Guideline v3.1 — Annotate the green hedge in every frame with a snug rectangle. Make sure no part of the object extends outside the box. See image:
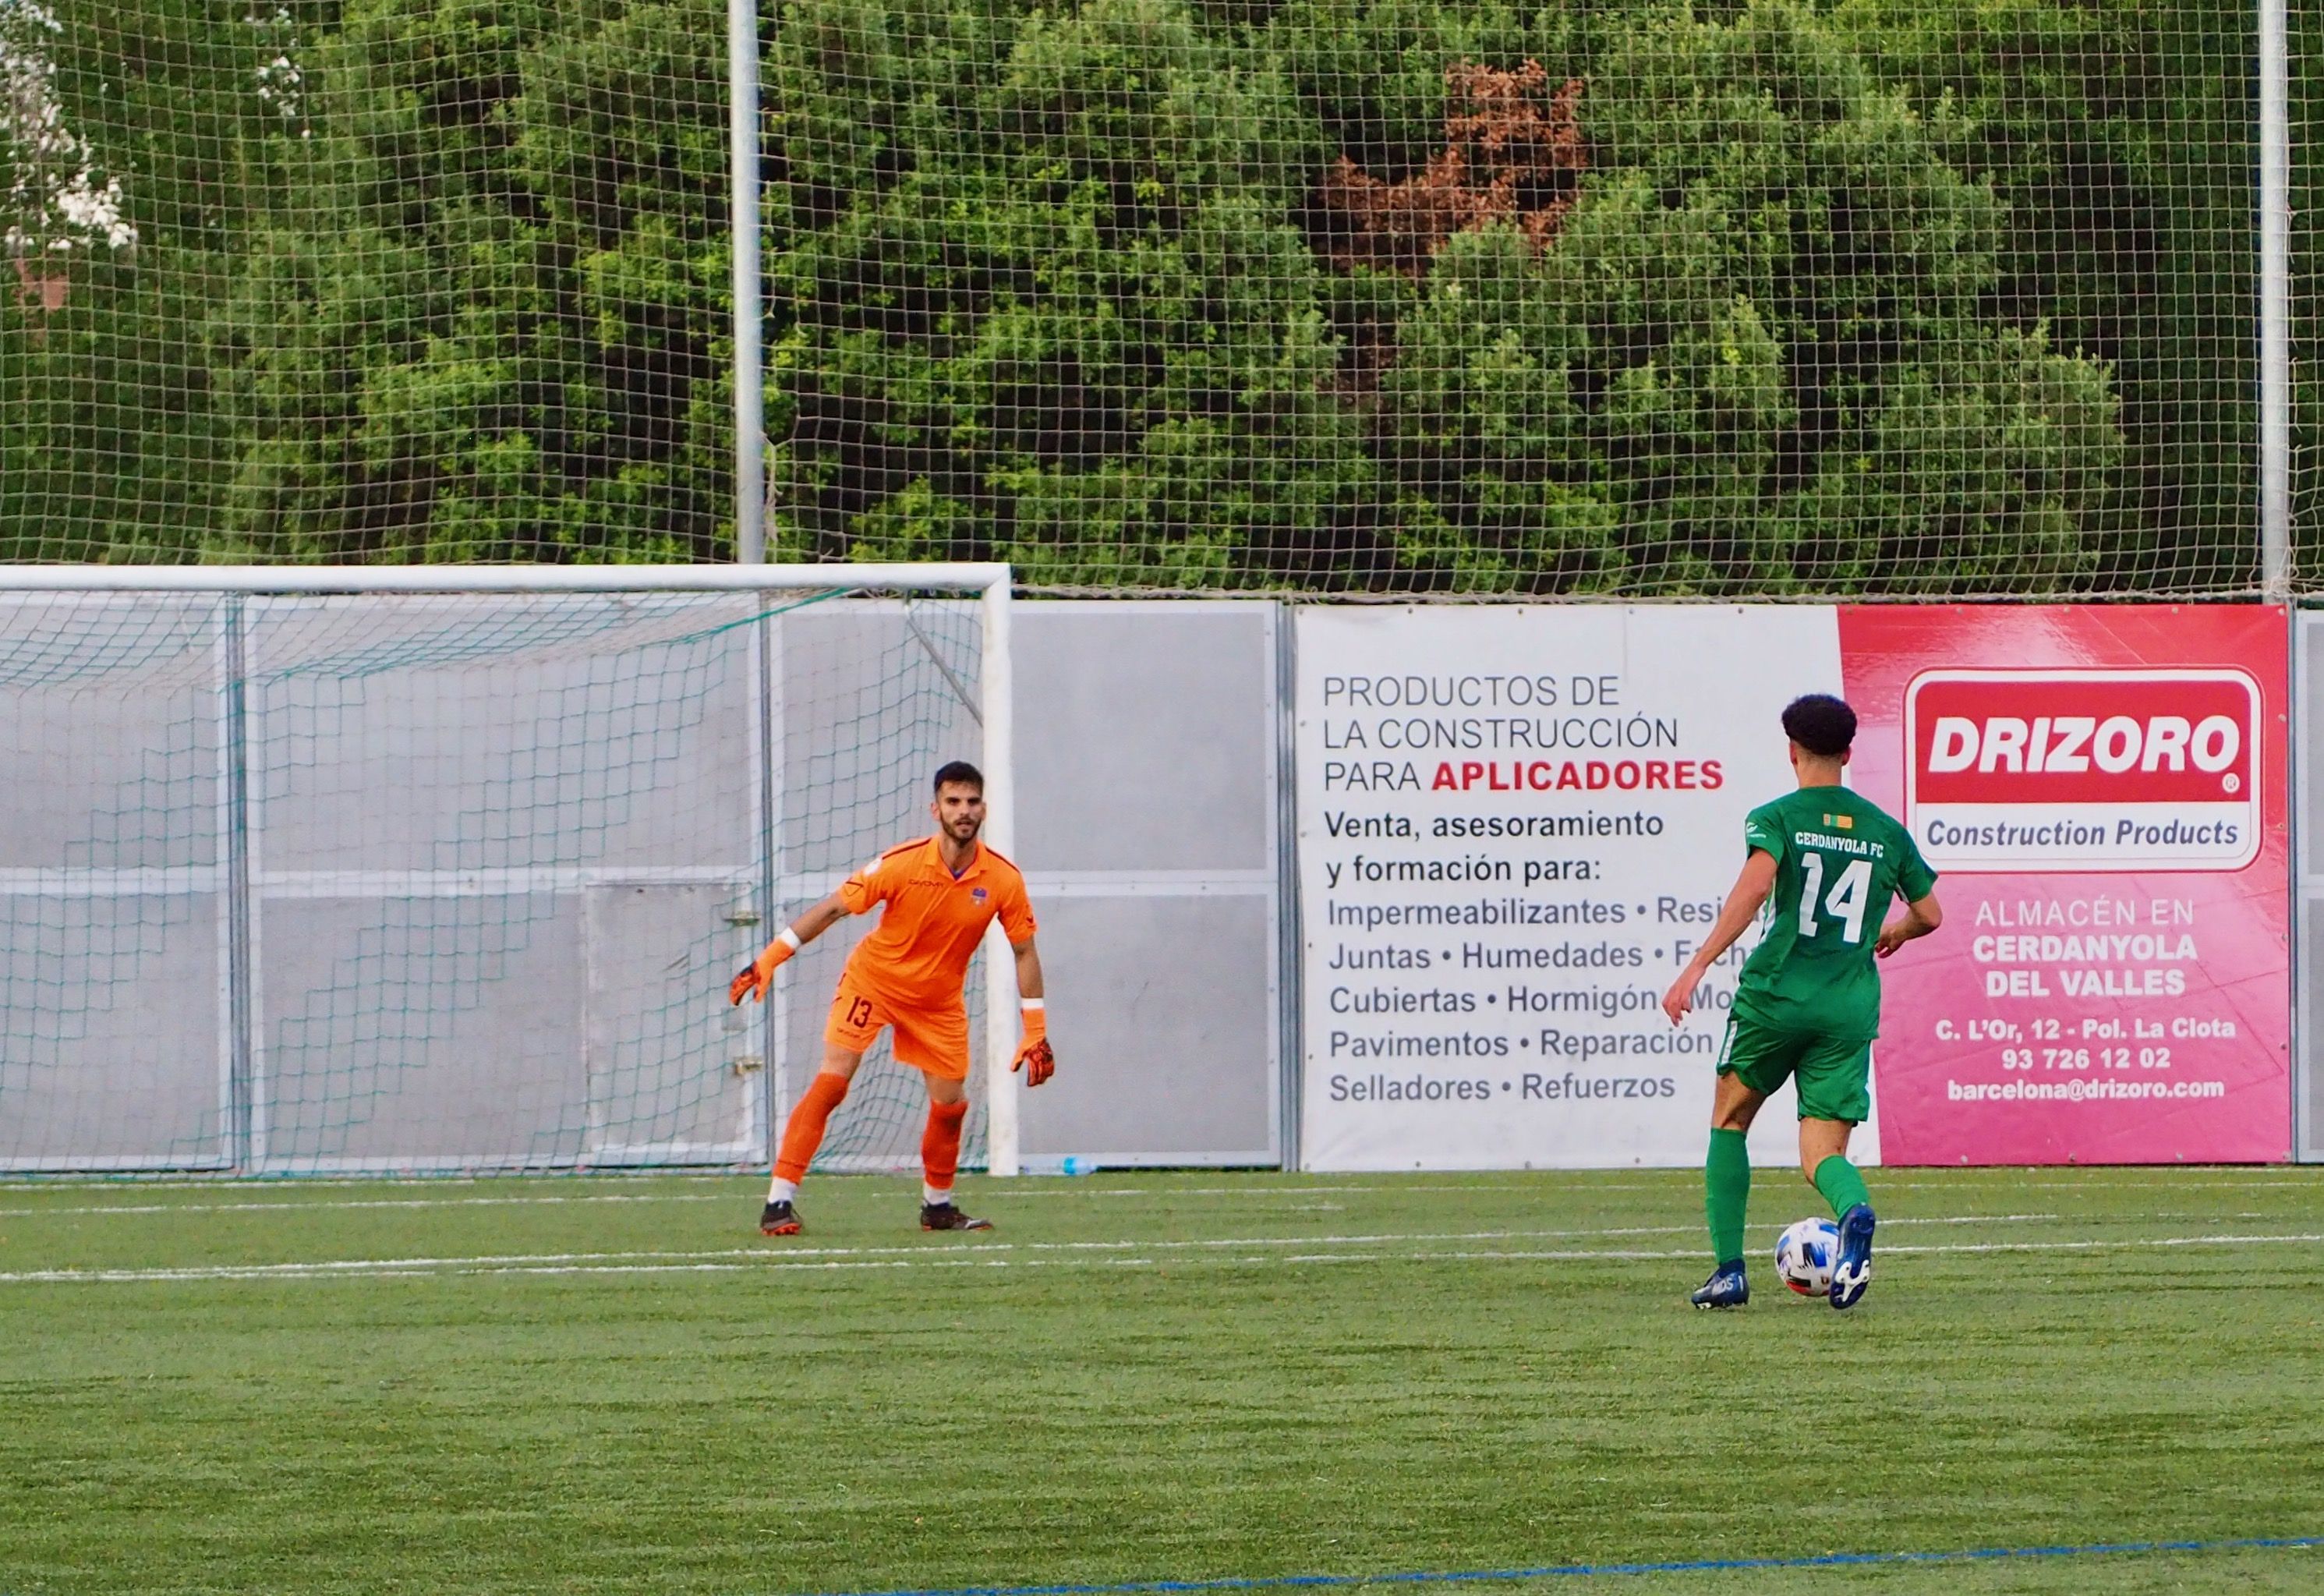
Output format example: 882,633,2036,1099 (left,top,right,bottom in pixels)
0,0,2265,590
